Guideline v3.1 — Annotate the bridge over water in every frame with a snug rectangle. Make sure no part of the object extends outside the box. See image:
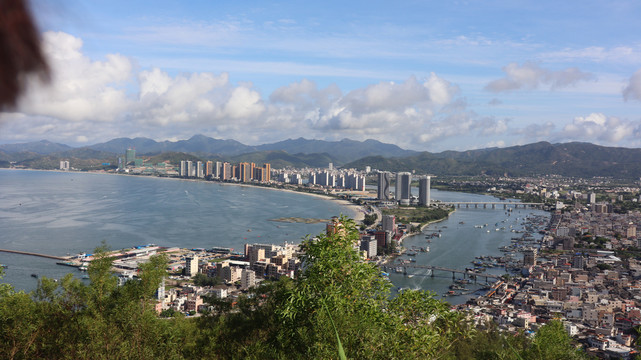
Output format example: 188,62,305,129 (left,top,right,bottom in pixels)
383,264,503,282
439,201,544,209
